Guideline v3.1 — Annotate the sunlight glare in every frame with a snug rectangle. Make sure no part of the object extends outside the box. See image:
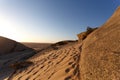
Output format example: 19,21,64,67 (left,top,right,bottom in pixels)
0,15,26,42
